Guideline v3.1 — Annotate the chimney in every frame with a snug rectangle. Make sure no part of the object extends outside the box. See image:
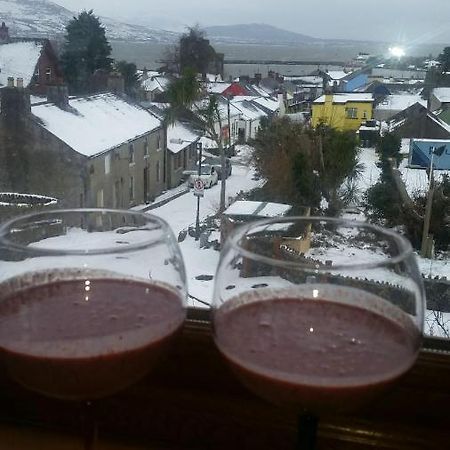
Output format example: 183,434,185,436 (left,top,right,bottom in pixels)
47,85,69,108
0,83,31,123
16,78,24,88
0,22,10,44
278,91,286,117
